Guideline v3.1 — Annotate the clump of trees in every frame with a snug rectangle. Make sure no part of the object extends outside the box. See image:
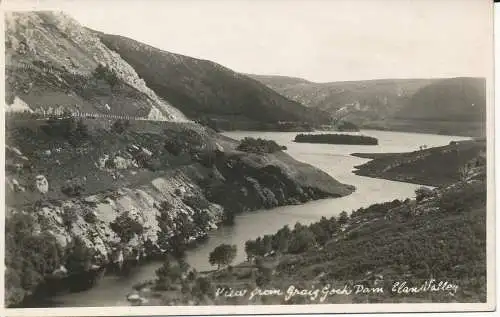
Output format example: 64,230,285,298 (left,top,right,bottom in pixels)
5,212,66,307
154,257,215,303
111,119,130,134
156,201,194,259
65,236,96,273
110,213,144,243
209,244,237,269
93,64,119,87
42,113,89,146
294,133,378,145
236,137,287,153
335,120,360,132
